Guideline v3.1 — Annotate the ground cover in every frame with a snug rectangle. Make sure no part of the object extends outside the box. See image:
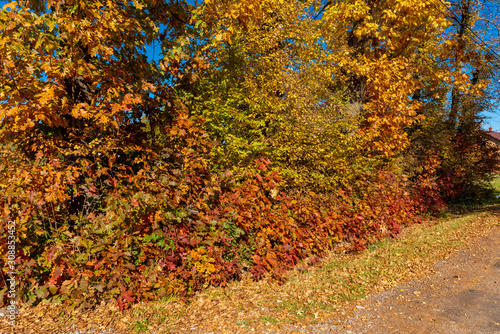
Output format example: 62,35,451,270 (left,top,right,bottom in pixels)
9,195,499,333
